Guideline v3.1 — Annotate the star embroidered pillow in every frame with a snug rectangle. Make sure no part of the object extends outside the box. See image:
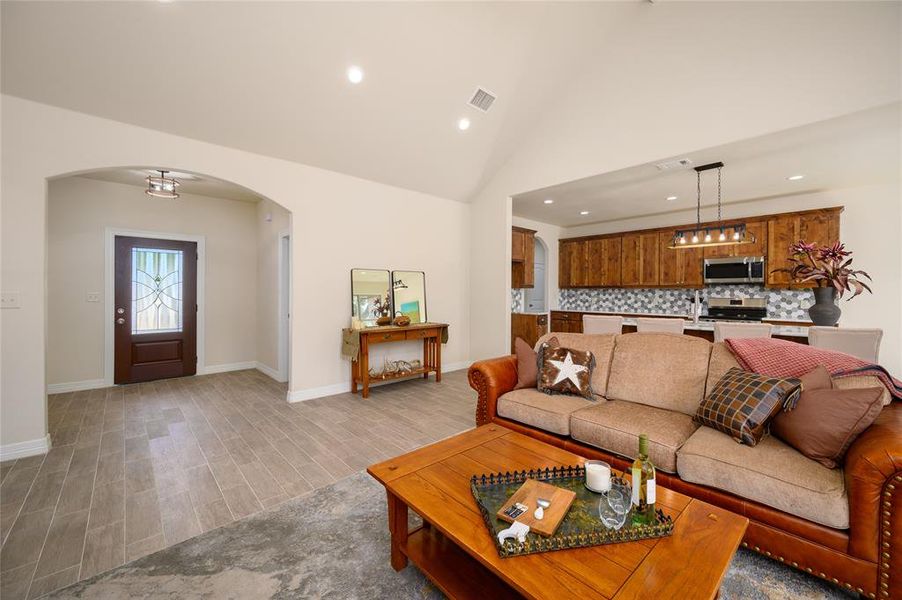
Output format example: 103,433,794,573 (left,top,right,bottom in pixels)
537,346,596,399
